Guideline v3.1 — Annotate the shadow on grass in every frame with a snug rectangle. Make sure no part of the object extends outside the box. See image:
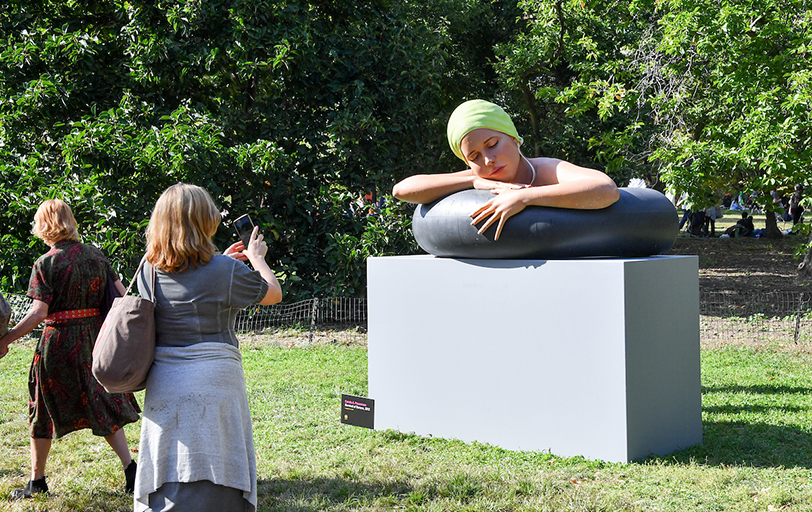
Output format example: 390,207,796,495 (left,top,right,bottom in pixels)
652,384,812,468
256,476,415,511
661,420,812,468
704,384,812,395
